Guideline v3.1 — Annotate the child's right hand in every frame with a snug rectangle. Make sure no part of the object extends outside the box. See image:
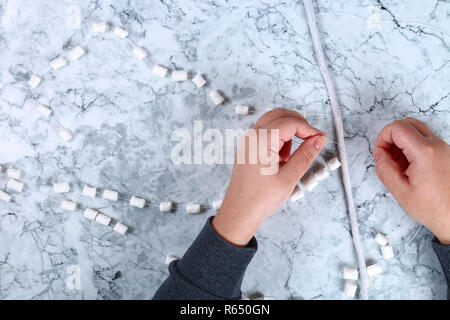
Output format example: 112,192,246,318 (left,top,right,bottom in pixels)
374,118,450,244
